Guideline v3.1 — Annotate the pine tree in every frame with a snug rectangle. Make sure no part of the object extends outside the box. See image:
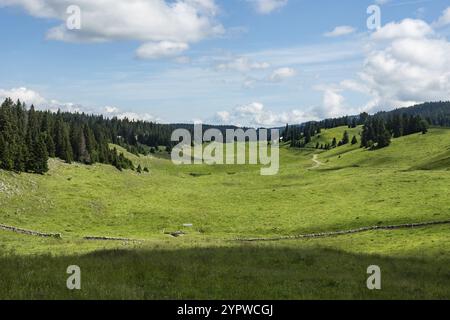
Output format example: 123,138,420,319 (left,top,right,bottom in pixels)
55,117,73,163
283,124,289,141
25,105,39,172
342,131,350,144
41,112,56,157
377,130,391,148
361,116,391,149
305,130,312,144
111,148,120,170
71,125,91,164
45,133,56,158
84,125,97,163
351,135,358,145
360,112,369,124
392,114,403,138
33,133,49,174
0,133,12,170
420,119,429,134
331,137,337,148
